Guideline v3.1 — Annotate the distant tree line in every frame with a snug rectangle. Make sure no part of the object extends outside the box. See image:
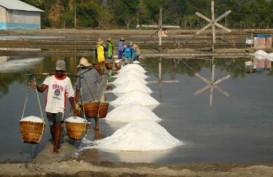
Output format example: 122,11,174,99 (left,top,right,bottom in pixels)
22,0,273,29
